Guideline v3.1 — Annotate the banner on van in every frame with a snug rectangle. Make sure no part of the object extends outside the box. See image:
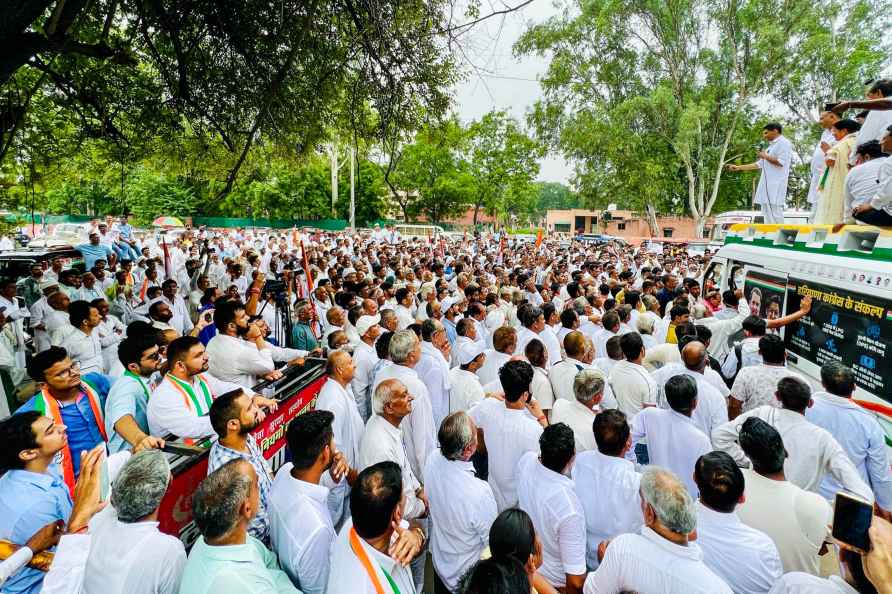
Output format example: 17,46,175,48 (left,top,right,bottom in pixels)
744,271,786,321
784,279,890,399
